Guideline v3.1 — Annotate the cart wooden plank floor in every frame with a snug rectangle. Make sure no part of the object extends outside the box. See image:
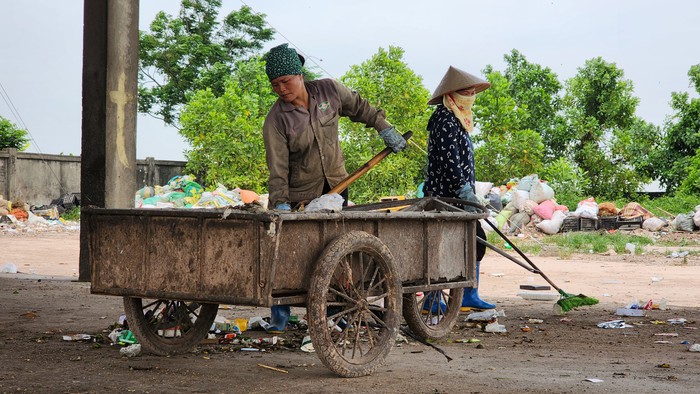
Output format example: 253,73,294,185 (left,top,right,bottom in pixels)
85,197,485,377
